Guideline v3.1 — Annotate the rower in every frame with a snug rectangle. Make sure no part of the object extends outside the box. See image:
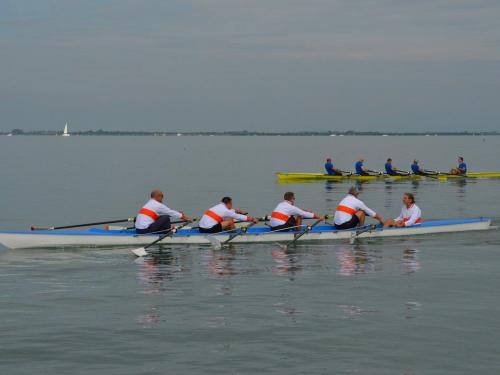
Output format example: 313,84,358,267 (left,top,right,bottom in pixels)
325,158,342,176
411,160,426,175
355,158,369,175
385,158,406,176
199,197,257,233
449,156,467,175
384,193,422,227
333,187,384,229
269,192,323,232
135,189,191,234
